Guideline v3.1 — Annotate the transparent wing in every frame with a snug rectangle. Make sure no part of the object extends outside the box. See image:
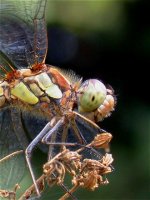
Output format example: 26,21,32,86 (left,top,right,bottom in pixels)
0,108,27,189
21,112,49,153
74,113,105,159
74,113,102,143
0,0,47,69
